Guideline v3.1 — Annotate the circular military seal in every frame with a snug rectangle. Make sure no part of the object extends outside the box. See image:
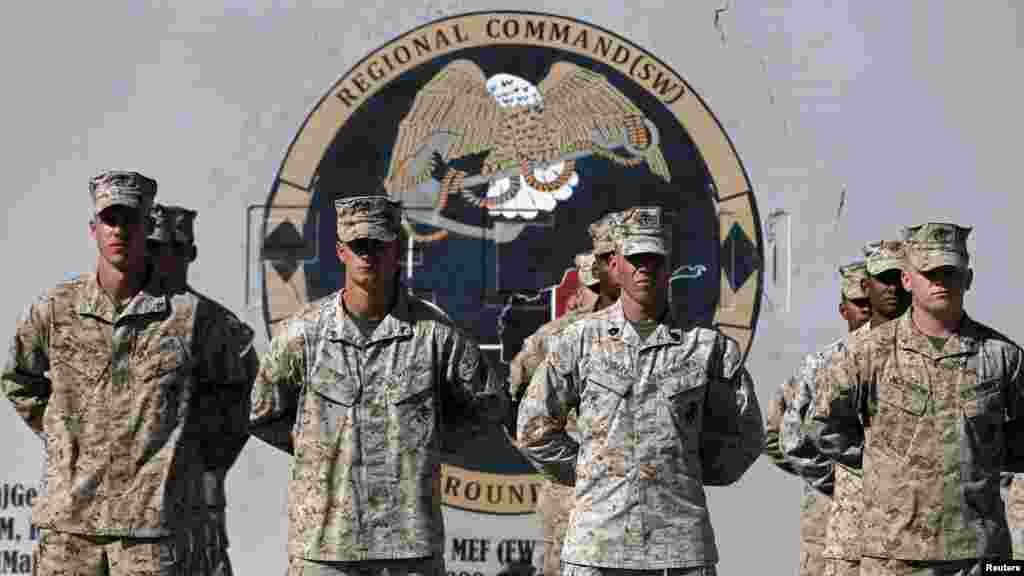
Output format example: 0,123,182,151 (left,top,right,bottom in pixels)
259,11,763,519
